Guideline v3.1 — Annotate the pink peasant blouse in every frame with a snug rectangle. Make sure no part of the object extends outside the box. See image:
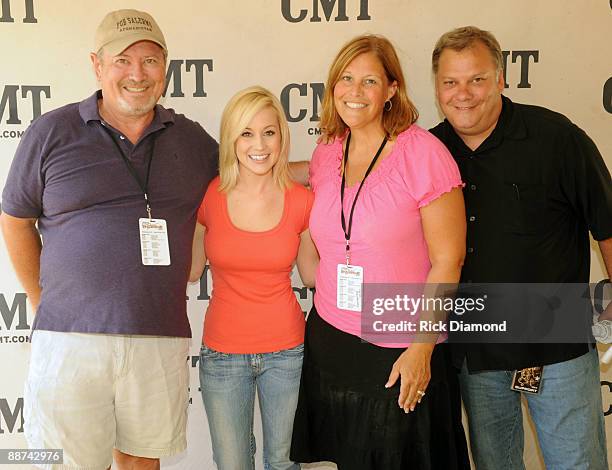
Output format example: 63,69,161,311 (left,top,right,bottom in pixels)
309,124,463,347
